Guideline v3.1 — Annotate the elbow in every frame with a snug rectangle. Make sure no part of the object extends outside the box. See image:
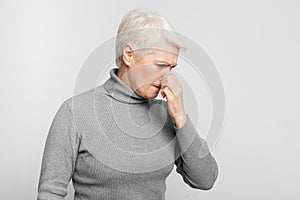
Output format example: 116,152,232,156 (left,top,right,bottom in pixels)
184,172,218,191
198,181,216,190
193,164,219,191
200,165,219,190
192,176,217,191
